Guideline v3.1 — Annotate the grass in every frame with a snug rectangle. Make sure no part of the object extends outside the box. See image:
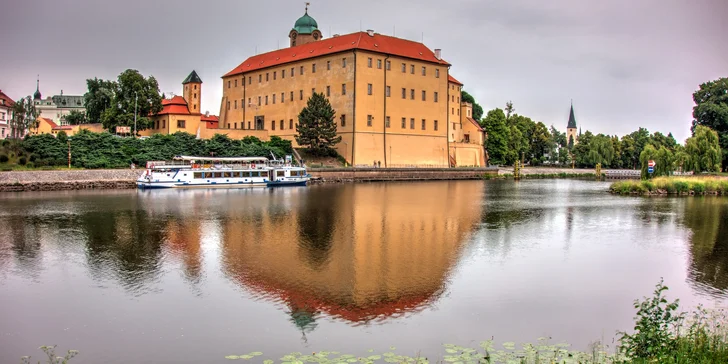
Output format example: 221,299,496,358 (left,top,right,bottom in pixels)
497,173,603,180
610,176,728,196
